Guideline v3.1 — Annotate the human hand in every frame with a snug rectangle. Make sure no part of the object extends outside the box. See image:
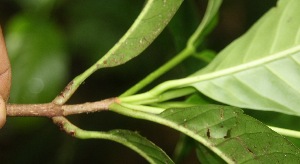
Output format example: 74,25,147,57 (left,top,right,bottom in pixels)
0,27,11,128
